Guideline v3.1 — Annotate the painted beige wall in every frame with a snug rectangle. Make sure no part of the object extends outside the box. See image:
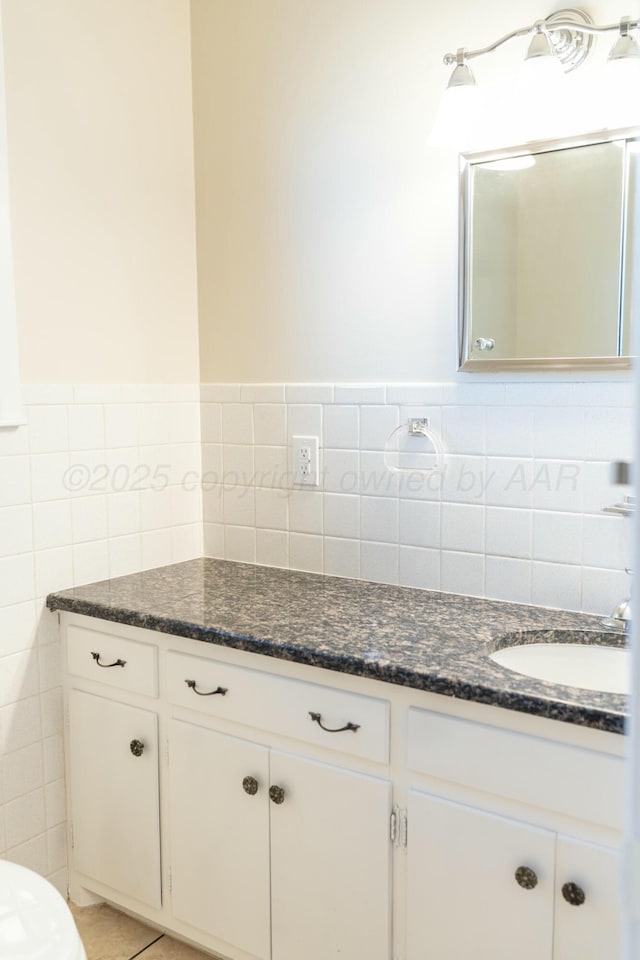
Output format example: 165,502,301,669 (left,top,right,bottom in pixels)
192,0,629,384
3,0,199,383
193,0,460,383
